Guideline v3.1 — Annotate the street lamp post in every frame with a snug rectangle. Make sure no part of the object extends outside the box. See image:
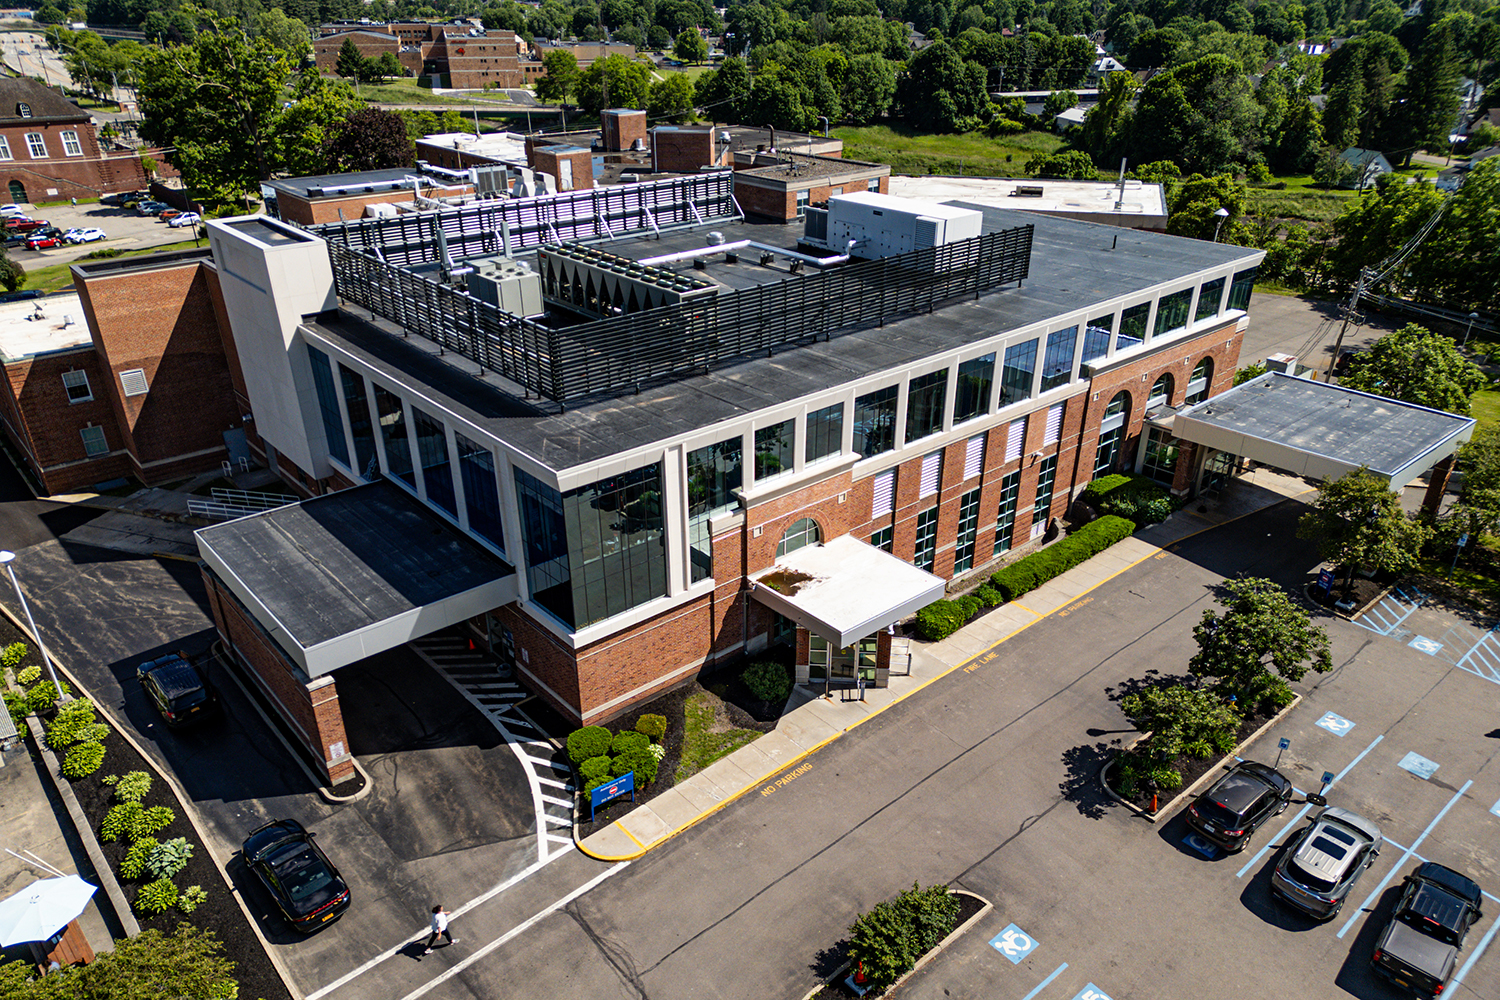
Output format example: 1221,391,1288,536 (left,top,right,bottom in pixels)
1212,206,1230,242
1463,311,1480,348
0,550,64,700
